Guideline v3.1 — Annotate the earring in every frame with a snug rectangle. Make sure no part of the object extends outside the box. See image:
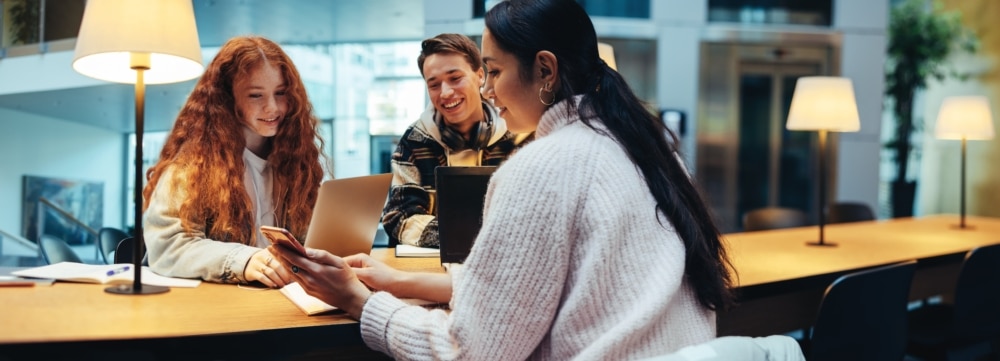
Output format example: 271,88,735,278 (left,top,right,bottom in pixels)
538,82,555,106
